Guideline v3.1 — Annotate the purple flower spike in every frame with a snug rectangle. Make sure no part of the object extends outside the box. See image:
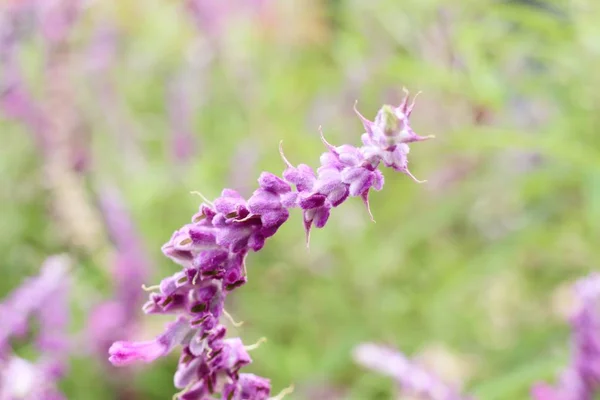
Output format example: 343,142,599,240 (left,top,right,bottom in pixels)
110,90,431,399
353,343,472,400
